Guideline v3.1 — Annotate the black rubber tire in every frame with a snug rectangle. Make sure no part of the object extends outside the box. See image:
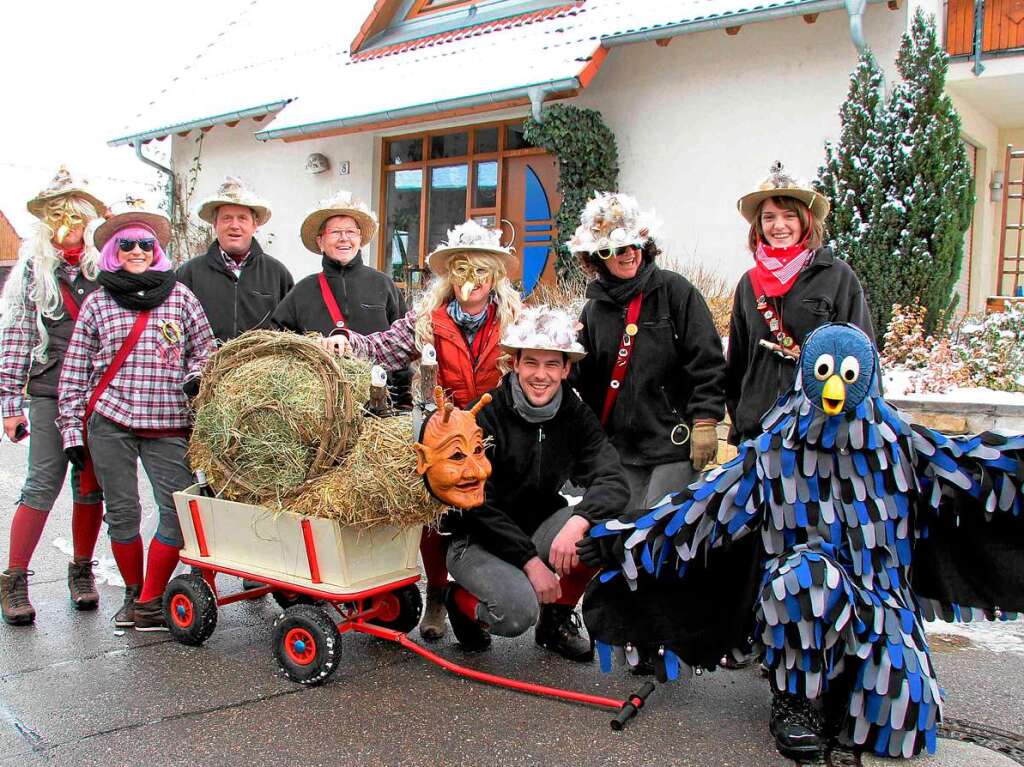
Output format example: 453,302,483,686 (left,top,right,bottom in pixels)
273,604,342,686
271,589,316,610
163,573,218,646
368,584,423,633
